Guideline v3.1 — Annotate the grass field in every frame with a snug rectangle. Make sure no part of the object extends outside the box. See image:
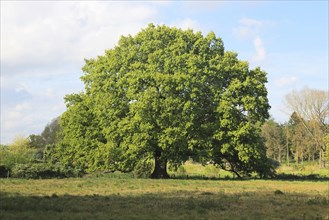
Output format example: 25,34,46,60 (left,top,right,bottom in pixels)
1,163,328,220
